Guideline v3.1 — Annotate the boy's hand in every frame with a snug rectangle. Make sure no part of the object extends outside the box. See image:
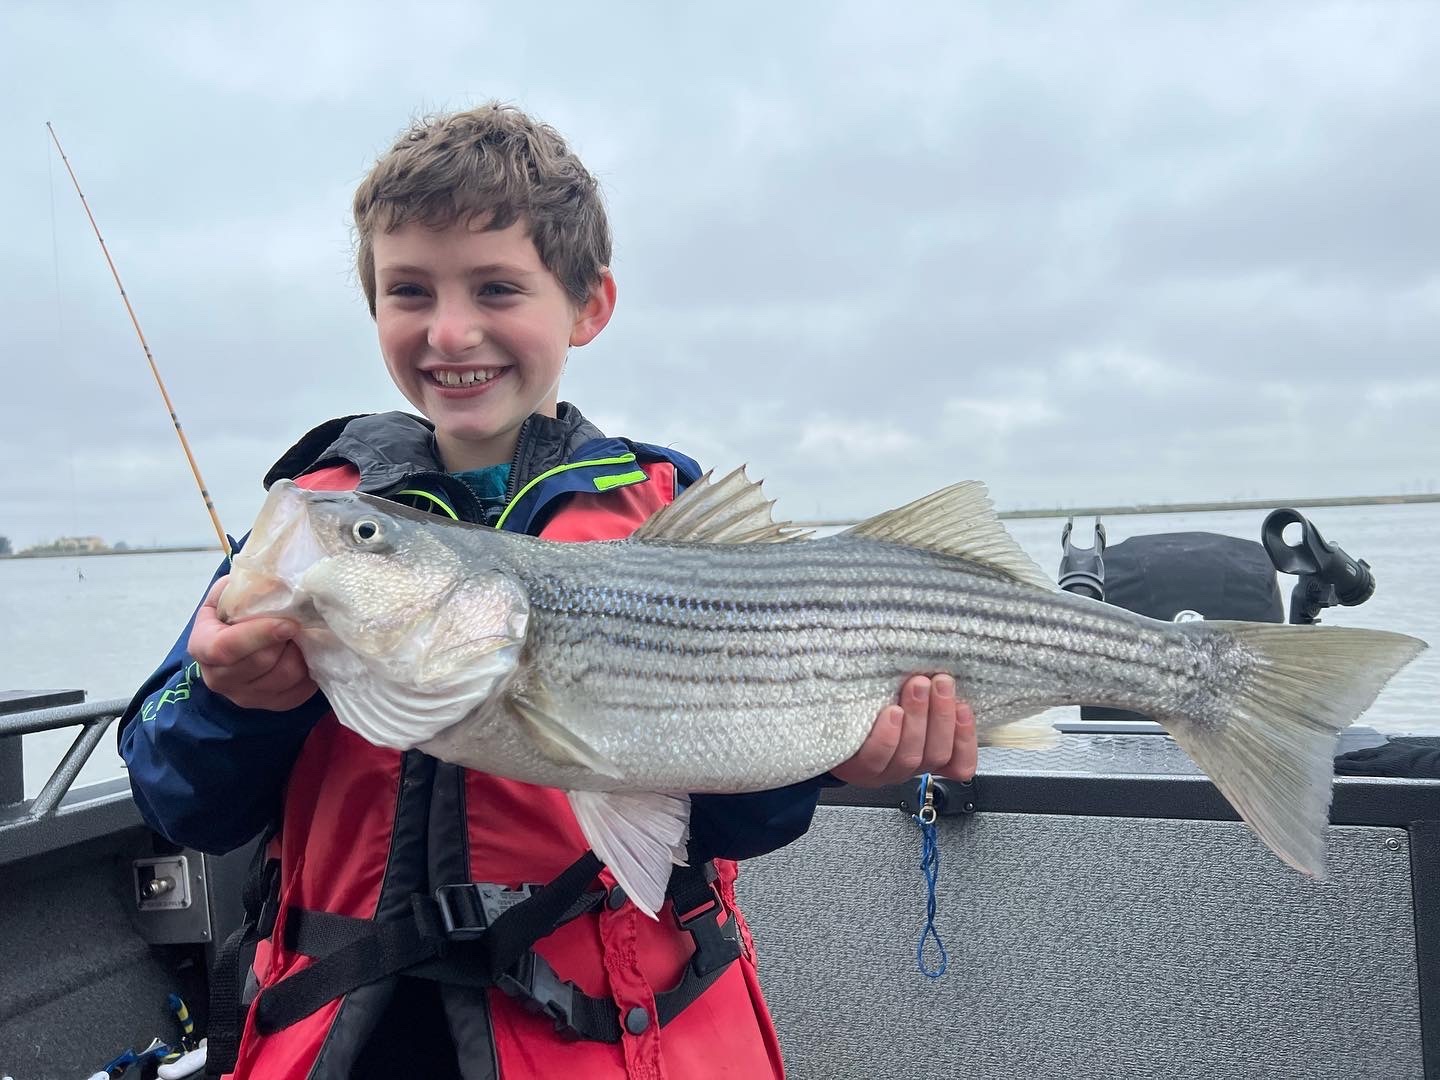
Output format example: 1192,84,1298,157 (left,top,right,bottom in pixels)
830,674,977,787
188,577,318,711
